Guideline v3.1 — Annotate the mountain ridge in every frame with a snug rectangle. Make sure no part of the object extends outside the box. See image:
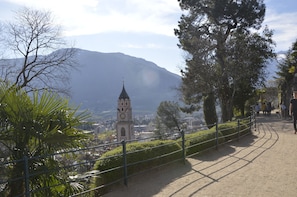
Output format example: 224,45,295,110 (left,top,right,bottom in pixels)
69,48,182,117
